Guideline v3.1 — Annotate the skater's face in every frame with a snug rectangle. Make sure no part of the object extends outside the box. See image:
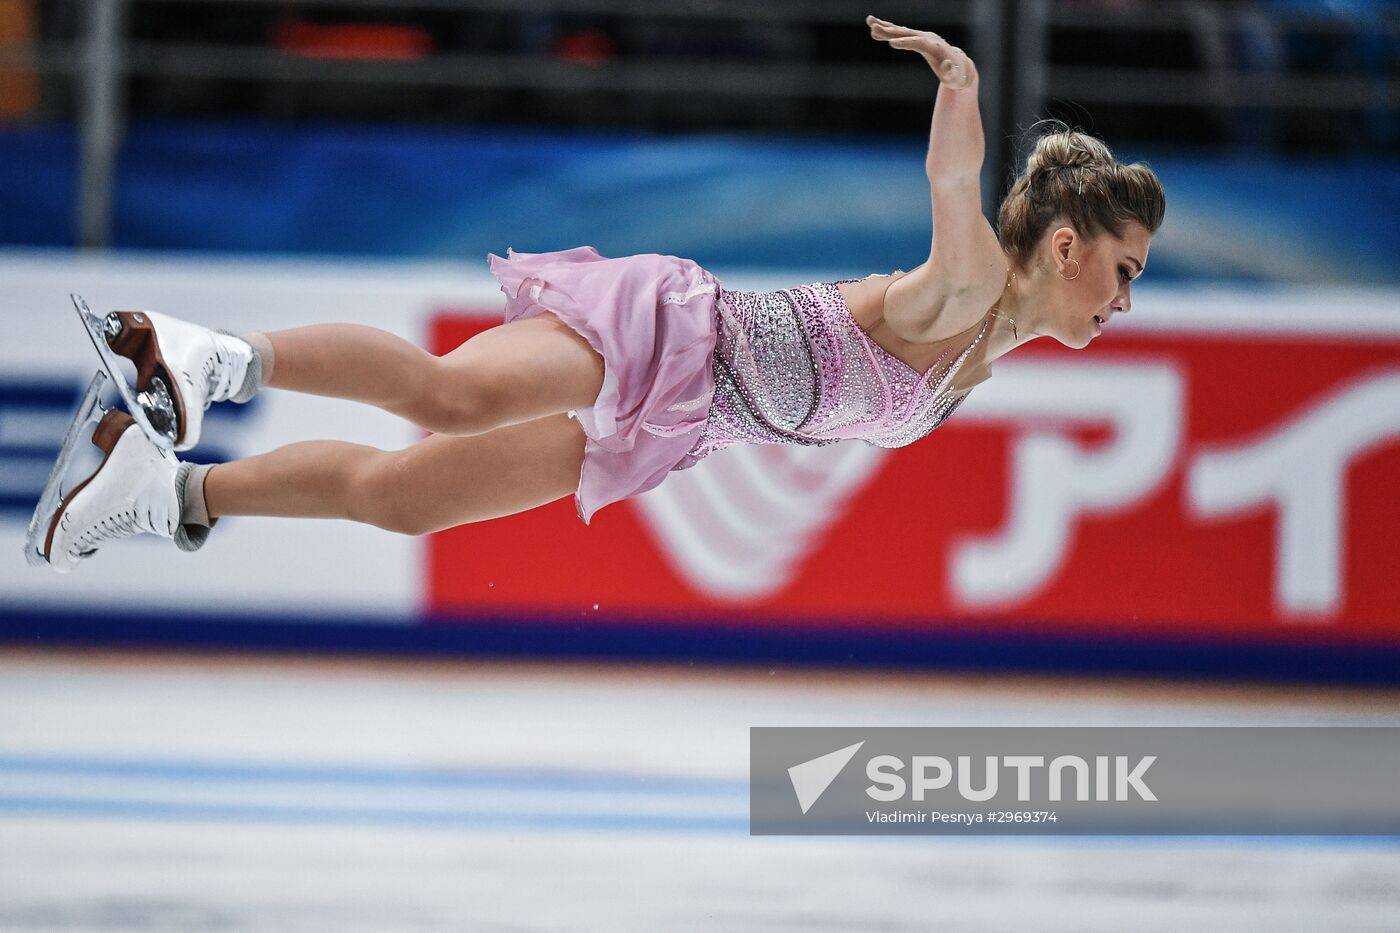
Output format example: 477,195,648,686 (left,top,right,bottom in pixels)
1038,222,1150,350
